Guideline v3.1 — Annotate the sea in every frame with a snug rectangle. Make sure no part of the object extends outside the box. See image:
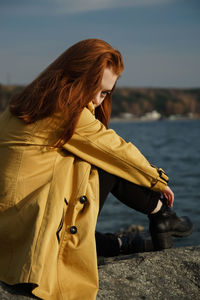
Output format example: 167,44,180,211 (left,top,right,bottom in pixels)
96,119,200,248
